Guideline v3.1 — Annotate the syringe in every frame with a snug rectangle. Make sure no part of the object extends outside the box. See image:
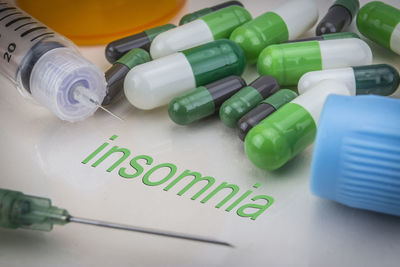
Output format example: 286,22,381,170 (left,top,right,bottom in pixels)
0,188,232,247
0,1,117,122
